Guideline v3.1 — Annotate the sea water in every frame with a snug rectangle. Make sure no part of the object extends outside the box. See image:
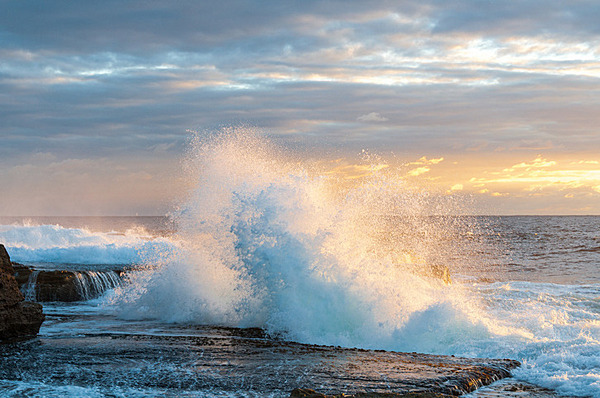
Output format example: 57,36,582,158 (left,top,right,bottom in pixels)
0,132,598,397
